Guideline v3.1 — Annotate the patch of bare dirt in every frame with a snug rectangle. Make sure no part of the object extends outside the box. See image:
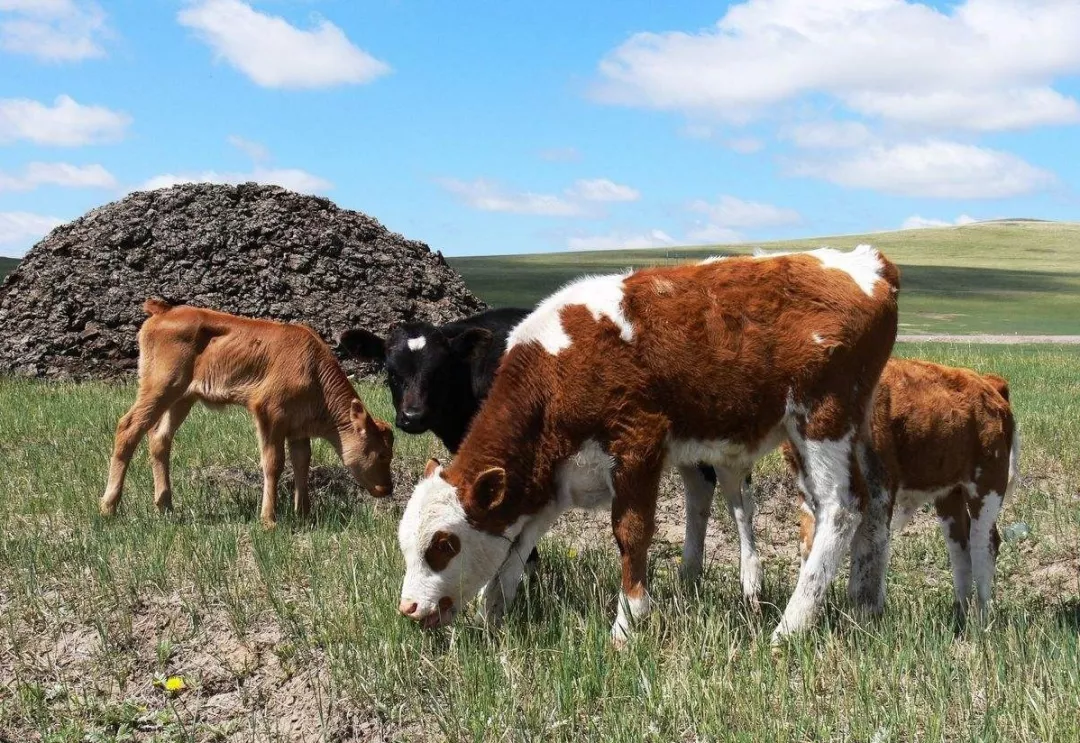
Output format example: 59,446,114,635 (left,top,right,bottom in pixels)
0,590,420,742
